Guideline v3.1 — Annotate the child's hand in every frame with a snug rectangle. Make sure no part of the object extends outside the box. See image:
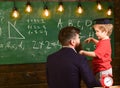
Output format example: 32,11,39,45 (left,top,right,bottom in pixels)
84,37,93,43
79,50,84,55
